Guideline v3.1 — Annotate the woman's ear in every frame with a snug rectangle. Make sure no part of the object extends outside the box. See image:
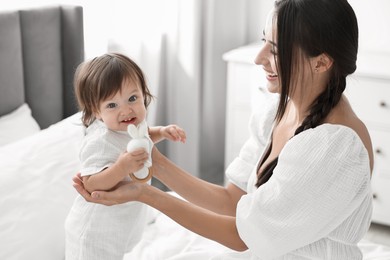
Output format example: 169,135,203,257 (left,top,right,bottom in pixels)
313,53,333,73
